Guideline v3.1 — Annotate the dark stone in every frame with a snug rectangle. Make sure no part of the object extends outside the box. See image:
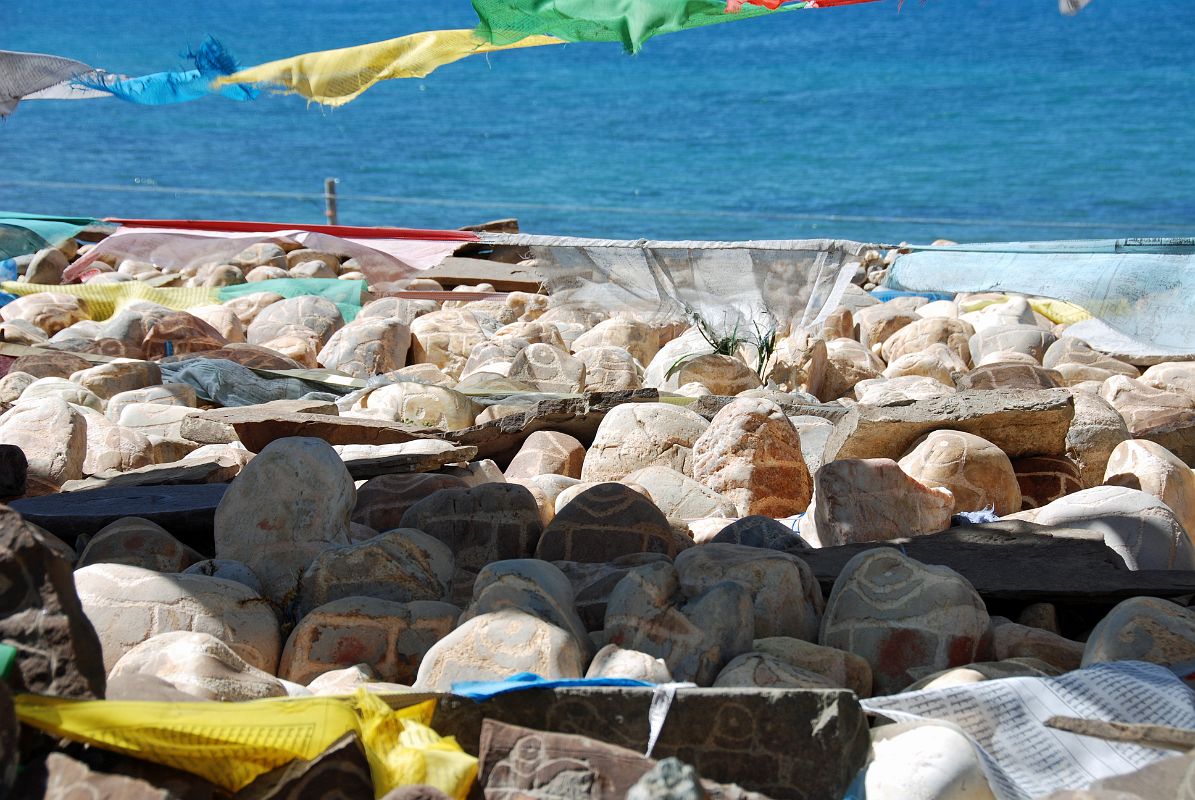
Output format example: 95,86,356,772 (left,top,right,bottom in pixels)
535,483,692,563
235,733,373,800
0,506,105,698
181,407,423,453
11,483,227,552
391,686,868,800
0,682,16,795
555,553,673,631
379,787,452,800
628,758,708,800
8,352,92,379
711,516,807,551
38,752,172,799
351,473,469,532
1012,455,1083,510
0,444,27,500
